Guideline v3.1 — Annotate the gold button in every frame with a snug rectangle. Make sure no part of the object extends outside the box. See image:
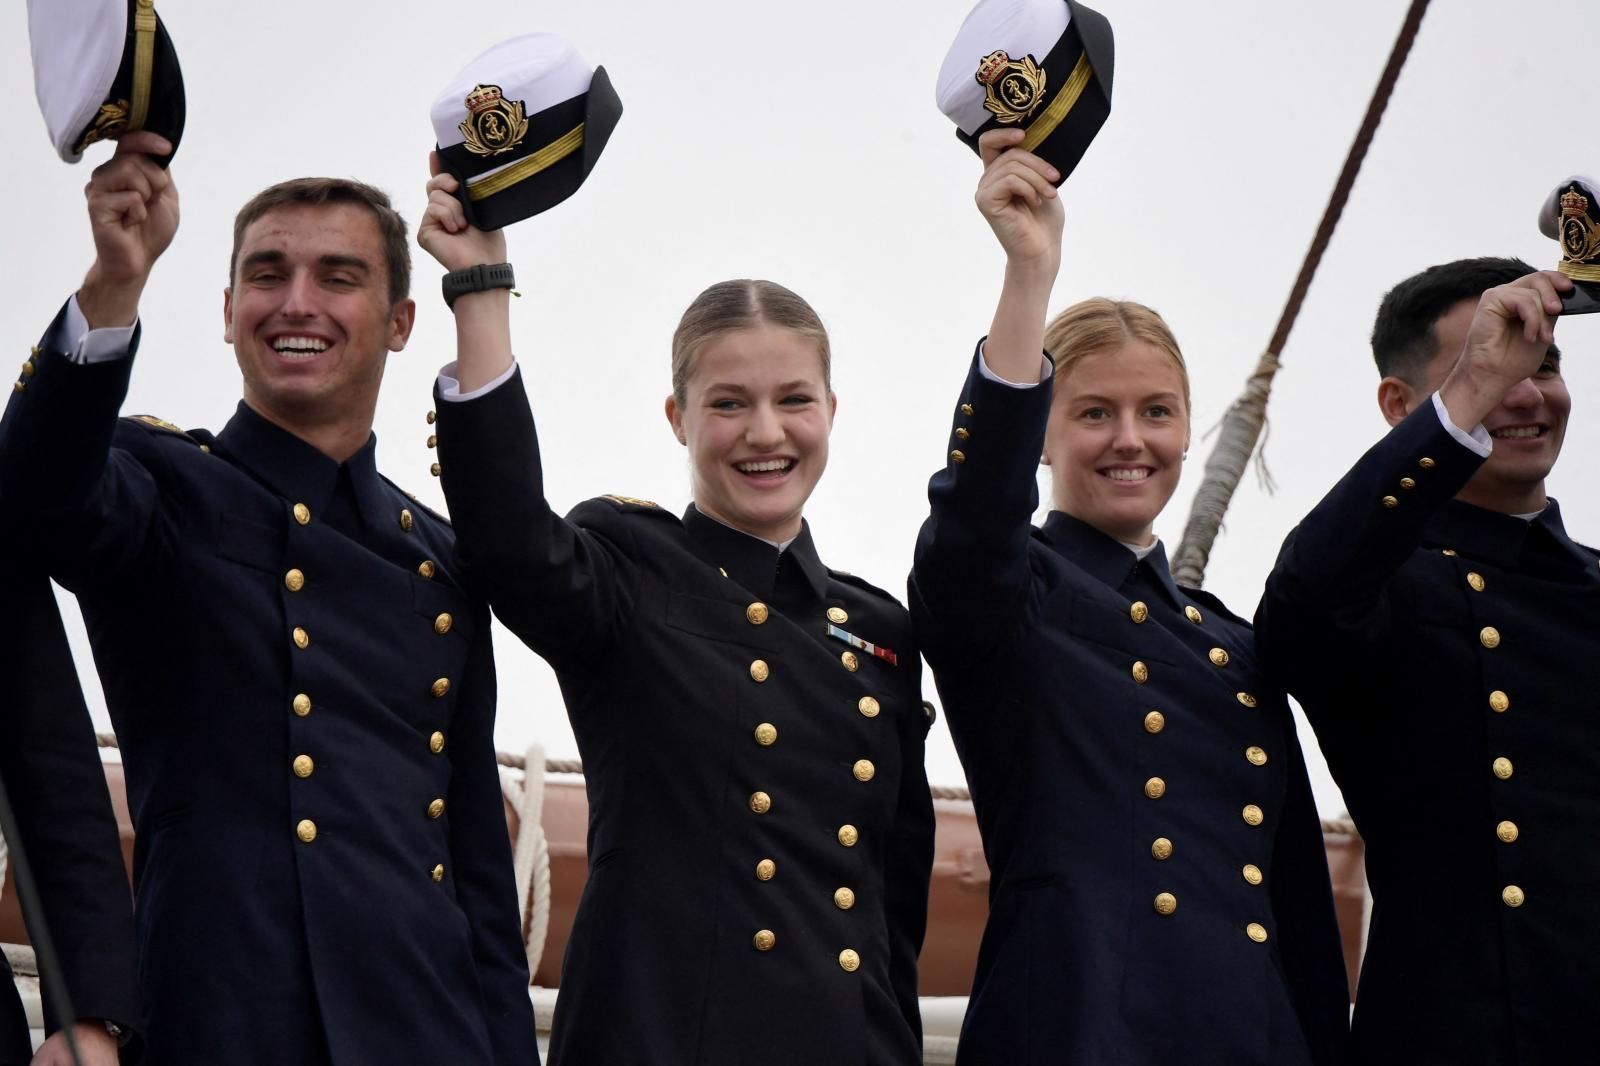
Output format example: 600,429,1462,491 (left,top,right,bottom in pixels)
1144,710,1165,734
399,508,414,532
1246,922,1269,943
1441,548,1457,556
1153,892,1177,916
12,381,24,394
418,560,436,579
827,606,849,624
292,503,311,525
1236,692,1258,708
755,858,776,881
750,659,770,683
1185,605,1203,624
200,445,211,453
429,463,442,477
853,759,875,782
292,755,314,778
1489,690,1509,713
1419,457,1436,469
1502,885,1525,908
841,651,859,672
1242,804,1264,826
1480,626,1501,649
858,696,880,718
1245,746,1267,766
754,723,778,747
1492,757,1513,780
1131,660,1149,684
1399,477,1416,490
954,427,970,441
431,677,451,698
292,626,310,649
753,929,776,952
1496,820,1519,843
284,568,305,592
961,403,974,416
426,410,437,425
1144,777,1166,800
1242,864,1264,886
1382,495,1399,509
20,361,35,378
834,887,856,910
426,435,437,449
1209,647,1229,667
838,949,860,973
434,612,453,635
431,864,445,882
1150,837,1173,861
837,824,859,847
427,798,445,820
1467,572,1486,592
950,449,966,464
1129,601,1148,624
746,602,769,625
296,819,317,843
292,693,312,717
429,731,445,754
749,791,772,814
